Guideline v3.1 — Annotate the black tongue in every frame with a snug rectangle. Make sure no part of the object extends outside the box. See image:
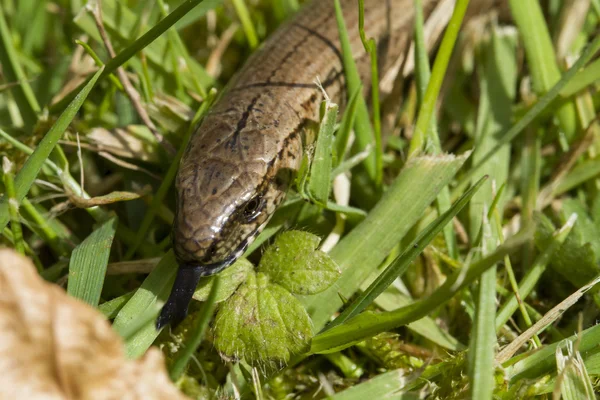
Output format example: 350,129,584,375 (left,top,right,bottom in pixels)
156,265,203,330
